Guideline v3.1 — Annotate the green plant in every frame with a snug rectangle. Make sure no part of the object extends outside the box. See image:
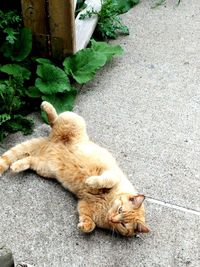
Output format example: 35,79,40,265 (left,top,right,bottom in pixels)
26,40,123,120
0,10,21,45
0,10,34,141
0,10,32,62
0,64,34,141
0,9,124,141
80,0,139,39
